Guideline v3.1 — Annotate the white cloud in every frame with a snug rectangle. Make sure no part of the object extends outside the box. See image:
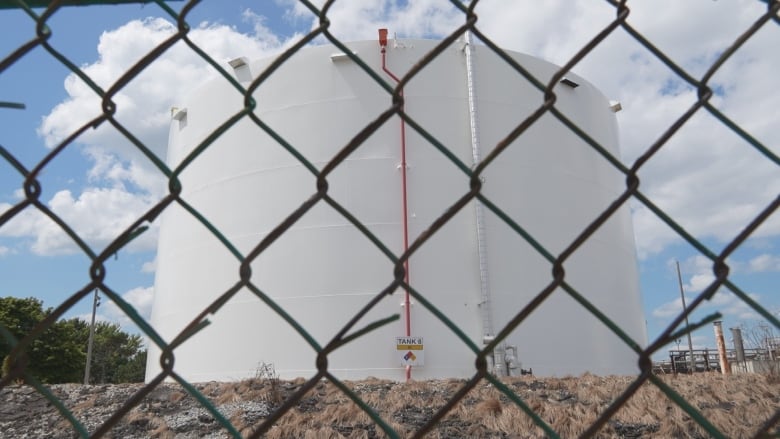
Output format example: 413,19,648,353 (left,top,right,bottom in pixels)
0,246,10,257
652,297,685,319
292,1,780,258
0,188,158,255
141,257,156,274
285,0,464,42
653,254,765,320
686,273,716,295
106,286,155,327
747,253,780,273
653,253,766,324
23,15,301,257
672,251,780,281
677,255,717,294
21,2,780,263
651,289,760,323
704,289,762,322
38,16,294,160
80,286,154,332
481,1,780,258
242,9,283,50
